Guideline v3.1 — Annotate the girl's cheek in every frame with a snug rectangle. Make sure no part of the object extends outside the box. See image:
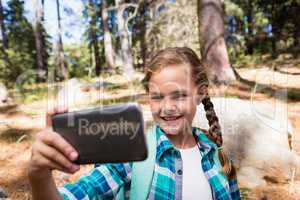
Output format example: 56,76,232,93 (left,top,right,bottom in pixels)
149,103,161,119
149,100,160,111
